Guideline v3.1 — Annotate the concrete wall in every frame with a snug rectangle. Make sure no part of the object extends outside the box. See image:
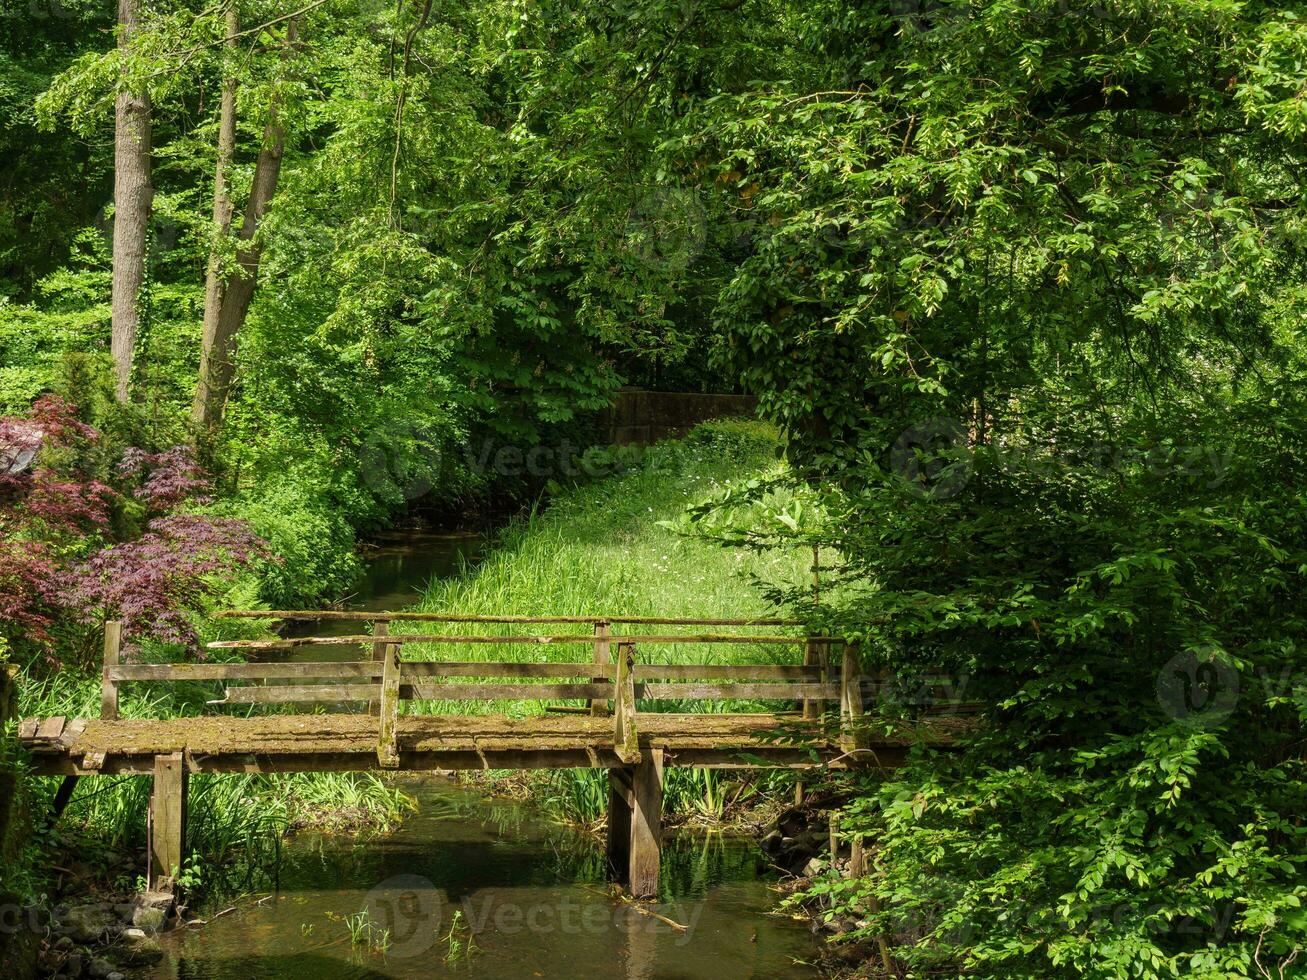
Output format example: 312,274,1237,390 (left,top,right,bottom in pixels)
599,388,758,446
